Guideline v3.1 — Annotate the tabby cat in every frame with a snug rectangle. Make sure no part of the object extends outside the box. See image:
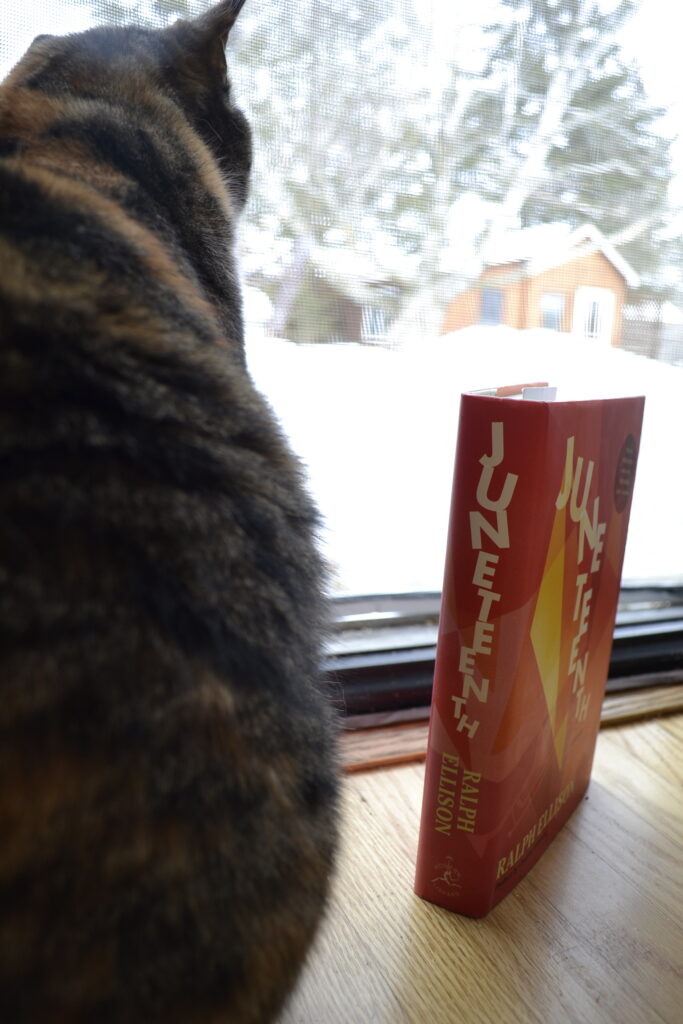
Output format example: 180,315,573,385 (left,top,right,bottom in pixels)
0,2,338,1021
